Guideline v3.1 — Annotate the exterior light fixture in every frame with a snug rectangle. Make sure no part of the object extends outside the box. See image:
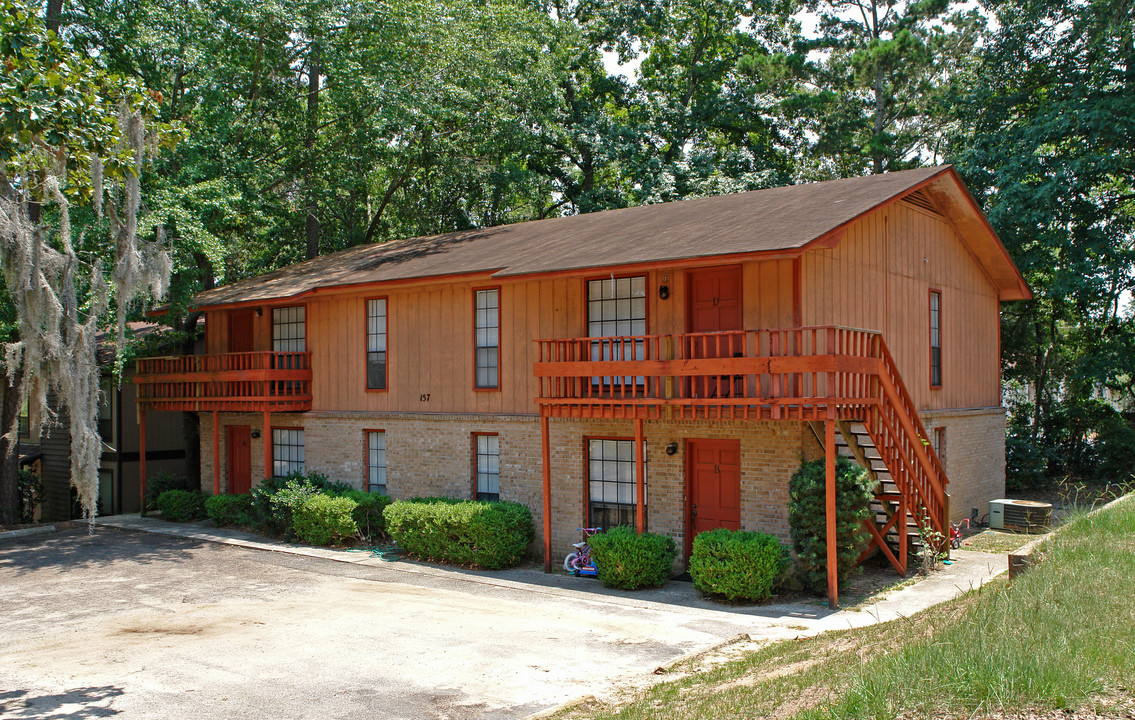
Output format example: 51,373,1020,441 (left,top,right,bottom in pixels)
665,441,679,455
